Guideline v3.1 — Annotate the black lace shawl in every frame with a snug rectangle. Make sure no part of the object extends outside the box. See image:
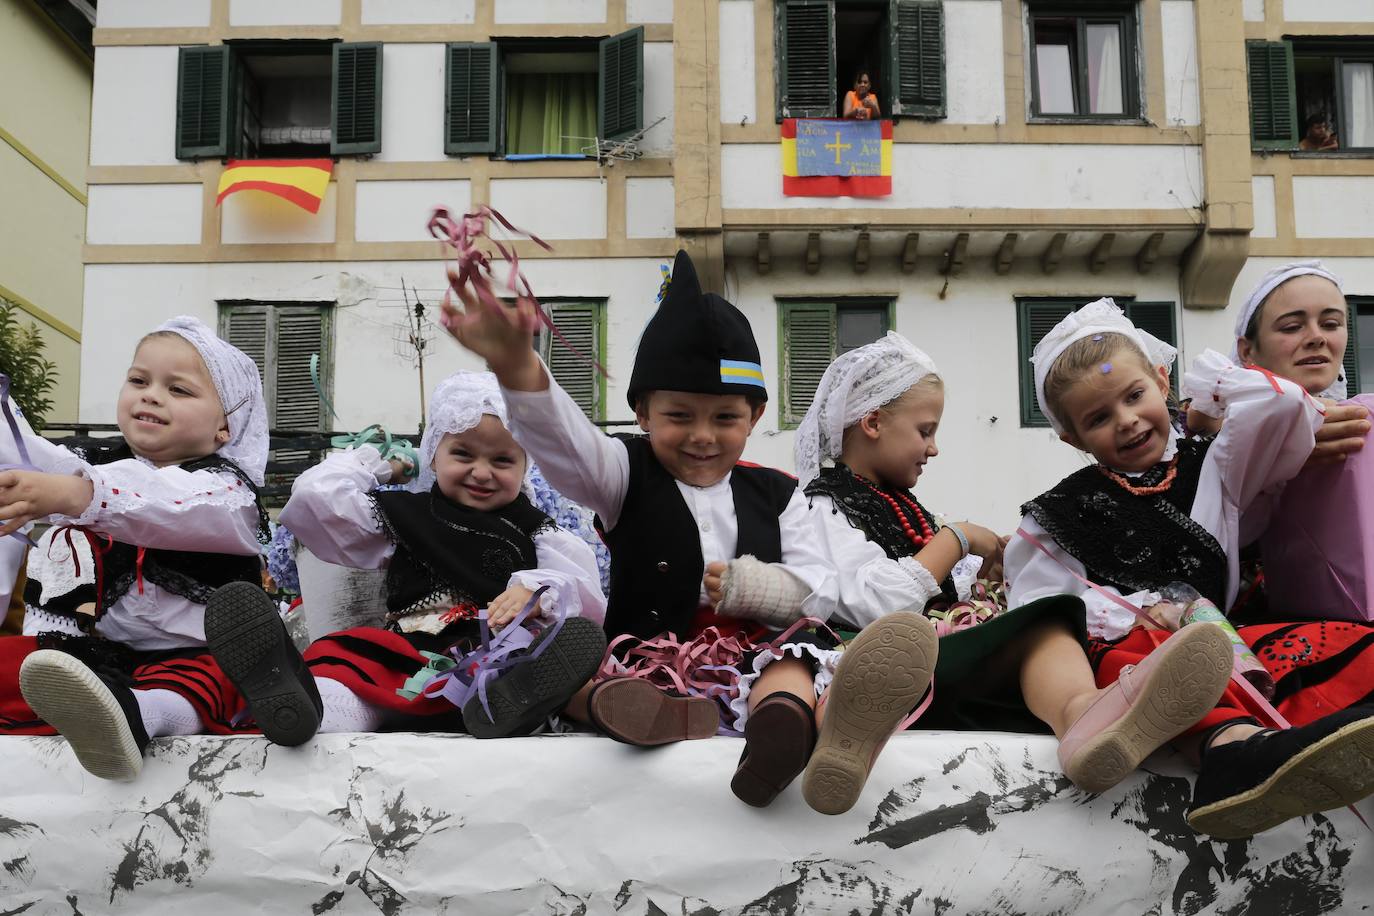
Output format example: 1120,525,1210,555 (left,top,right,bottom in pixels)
1020,437,1228,608
803,464,958,606
370,486,554,617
